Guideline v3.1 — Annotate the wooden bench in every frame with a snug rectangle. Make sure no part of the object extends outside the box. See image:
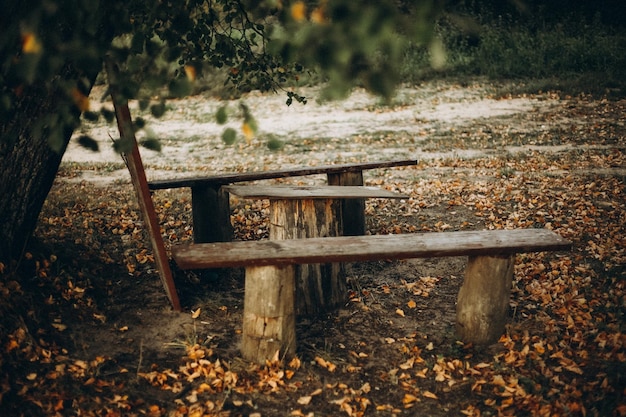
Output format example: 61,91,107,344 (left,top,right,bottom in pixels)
148,159,417,242
172,229,572,363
